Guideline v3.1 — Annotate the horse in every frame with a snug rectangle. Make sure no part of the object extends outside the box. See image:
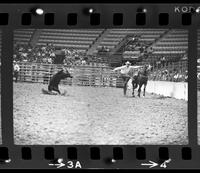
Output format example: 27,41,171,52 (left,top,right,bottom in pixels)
42,69,73,95
131,65,150,97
